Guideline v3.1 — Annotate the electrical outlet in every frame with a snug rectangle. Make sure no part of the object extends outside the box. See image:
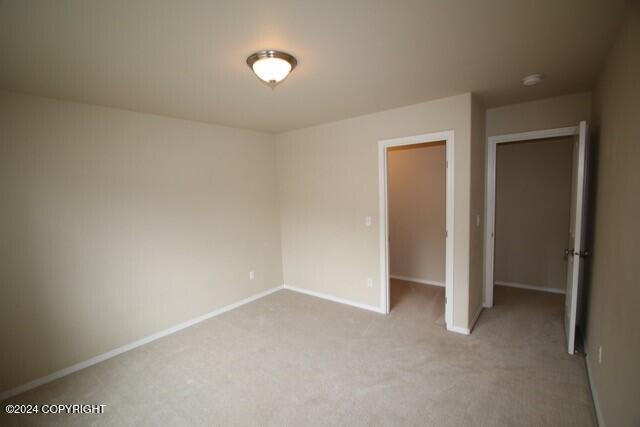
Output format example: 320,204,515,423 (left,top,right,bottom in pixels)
249,271,255,281
365,216,372,227
598,346,602,364
476,214,481,227
367,278,373,288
